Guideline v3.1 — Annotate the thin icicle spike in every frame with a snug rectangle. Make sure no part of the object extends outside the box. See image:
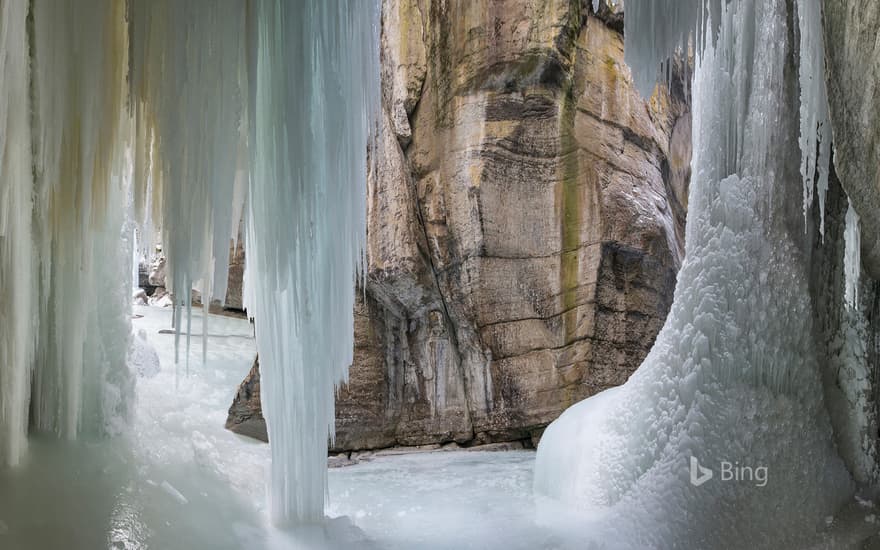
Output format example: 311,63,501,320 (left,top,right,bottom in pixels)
796,0,832,235
845,200,862,309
